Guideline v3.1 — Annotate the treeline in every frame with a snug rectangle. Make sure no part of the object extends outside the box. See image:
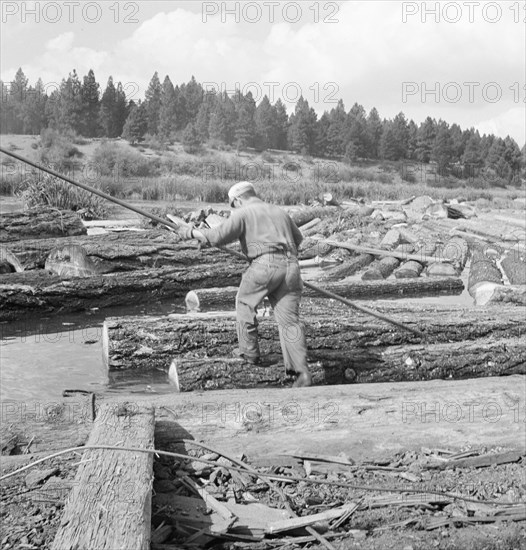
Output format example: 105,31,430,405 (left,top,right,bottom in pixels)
1,68,524,186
